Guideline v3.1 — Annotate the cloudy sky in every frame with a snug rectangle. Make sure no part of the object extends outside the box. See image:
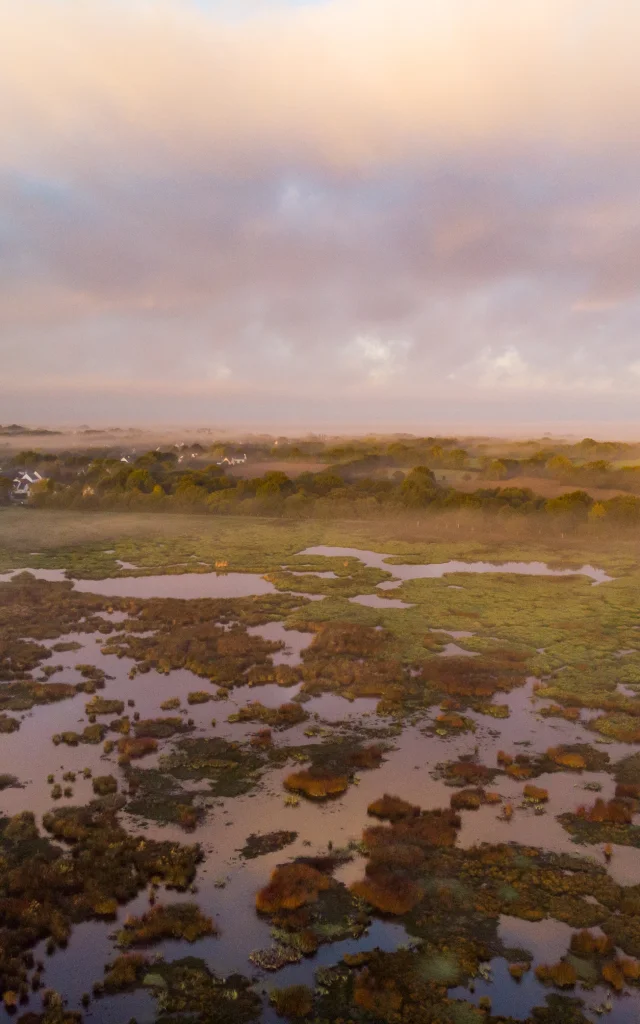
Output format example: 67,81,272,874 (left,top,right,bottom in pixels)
1,0,639,433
